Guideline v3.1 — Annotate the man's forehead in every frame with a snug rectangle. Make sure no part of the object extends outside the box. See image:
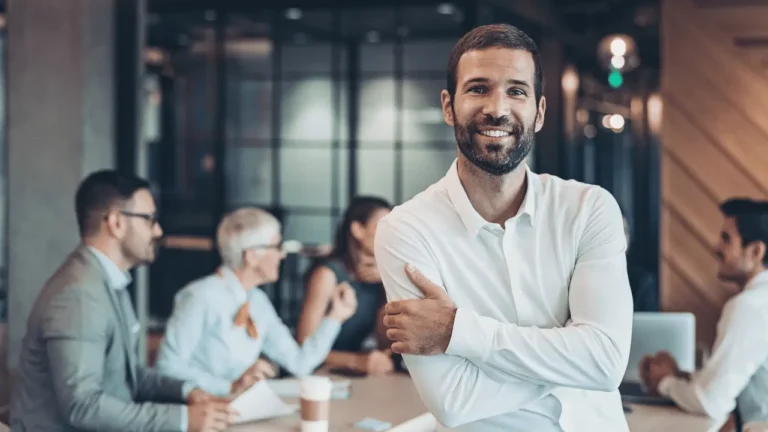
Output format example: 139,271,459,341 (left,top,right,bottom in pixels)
129,189,156,211
457,48,535,81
